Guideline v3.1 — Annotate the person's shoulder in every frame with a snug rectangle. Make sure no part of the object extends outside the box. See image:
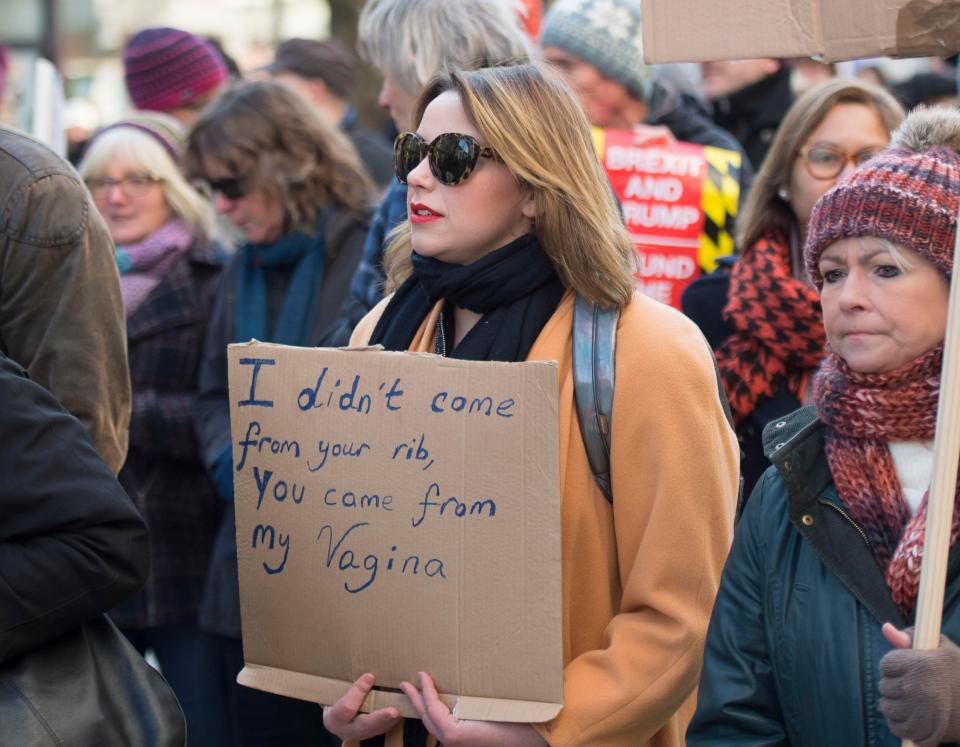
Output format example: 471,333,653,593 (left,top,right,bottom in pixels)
190,236,231,266
680,266,733,349
349,294,393,346
614,293,719,393
348,127,392,157
380,180,408,218
619,292,710,353
0,124,77,182
0,125,94,249
738,462,792,543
